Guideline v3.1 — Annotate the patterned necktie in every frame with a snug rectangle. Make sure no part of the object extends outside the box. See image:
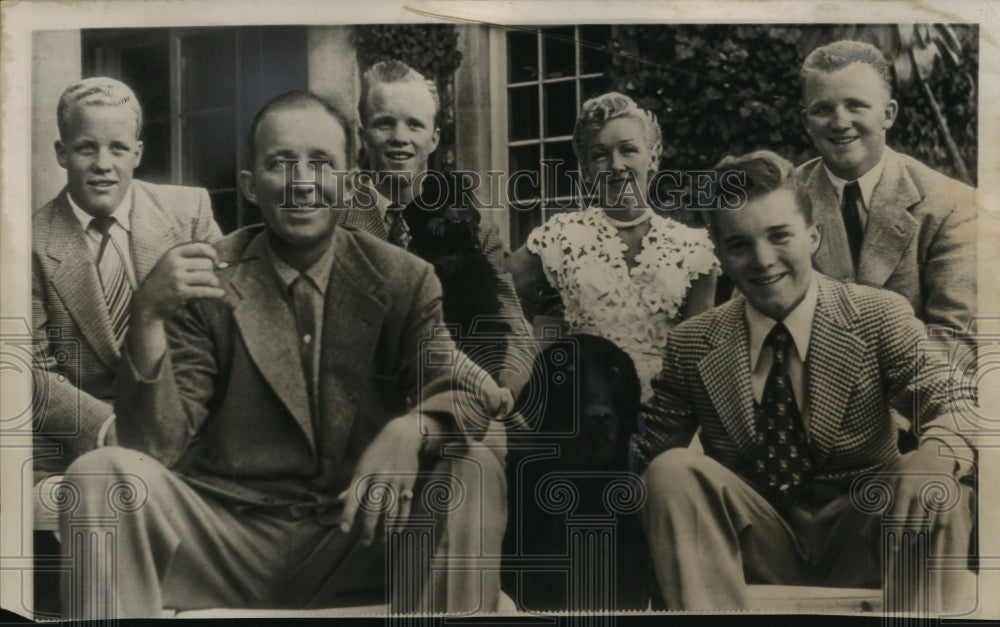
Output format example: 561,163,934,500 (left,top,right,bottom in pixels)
90,216,132,347
385,209,412,249
751,322,814,505
290,274,318,420
841,181,864,272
